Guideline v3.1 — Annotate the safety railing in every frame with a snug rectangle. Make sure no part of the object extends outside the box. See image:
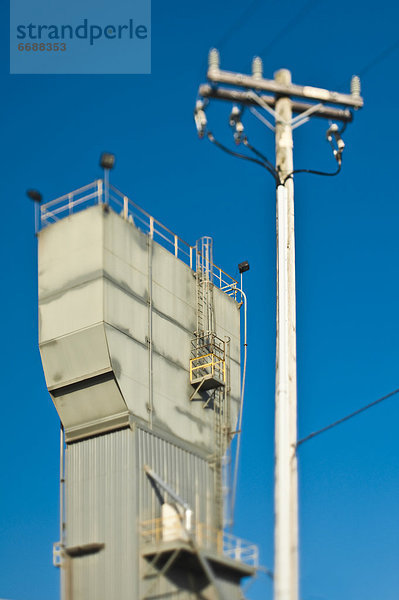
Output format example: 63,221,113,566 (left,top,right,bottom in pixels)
39,179,238,299
140,515,258,567
190,354,226,386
